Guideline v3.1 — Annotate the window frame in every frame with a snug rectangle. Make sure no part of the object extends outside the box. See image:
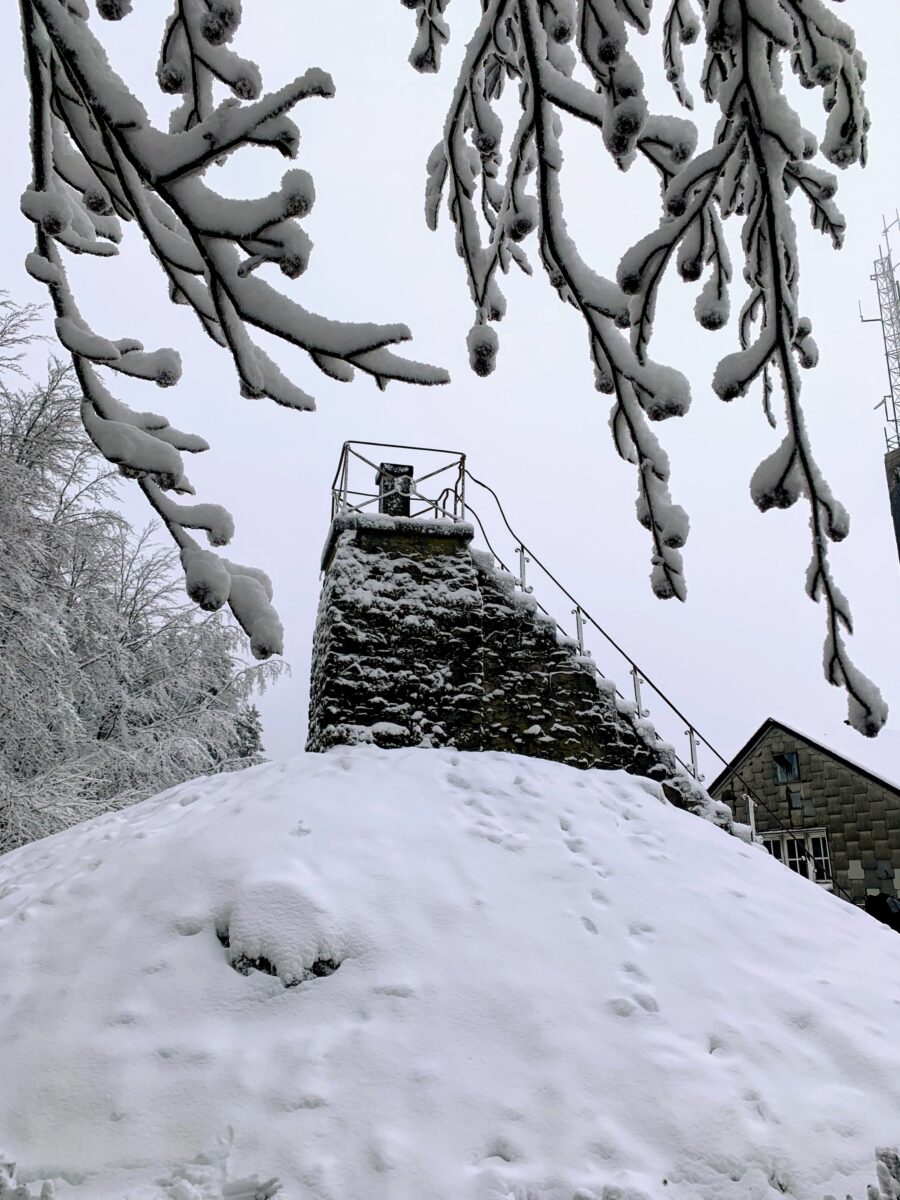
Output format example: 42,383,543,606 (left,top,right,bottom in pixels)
761,828,833,889
773,750,801,785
